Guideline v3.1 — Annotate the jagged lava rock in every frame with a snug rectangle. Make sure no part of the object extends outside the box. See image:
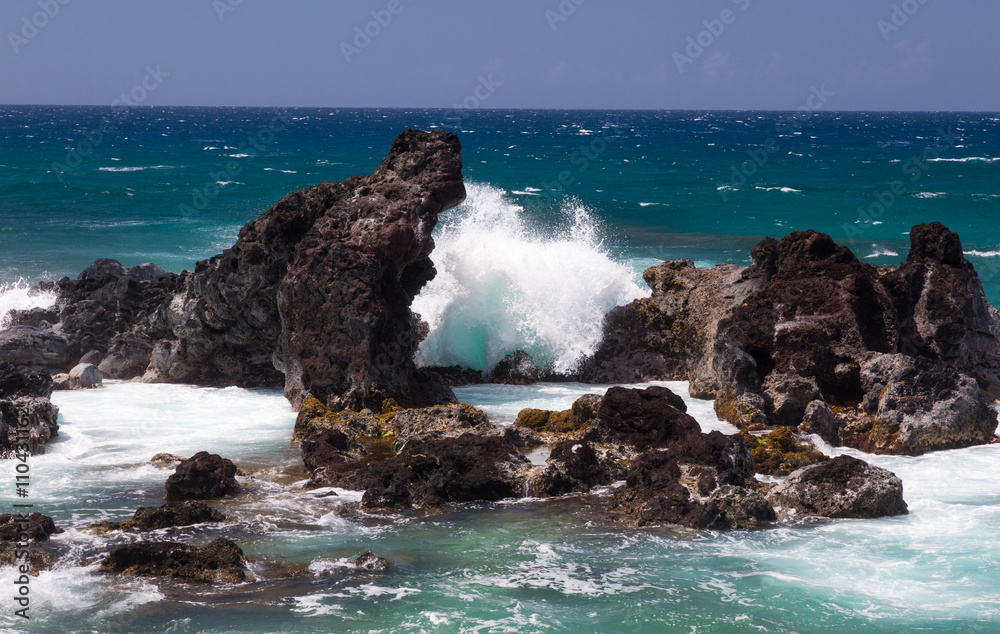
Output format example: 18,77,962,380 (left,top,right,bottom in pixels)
273,129,466,410
885,222,1000,395
0,512,62,542
766,455,907,520
528,440,626,497
56,130,466,414
588,385,701,448
580,259,763,395
100,538,250,583
165,452,240,500
0,326,70,372
610,450,722,529
317,433,530,510
489,350,542,384
704,224,999,455
0,364,59,457
845,354,998,455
